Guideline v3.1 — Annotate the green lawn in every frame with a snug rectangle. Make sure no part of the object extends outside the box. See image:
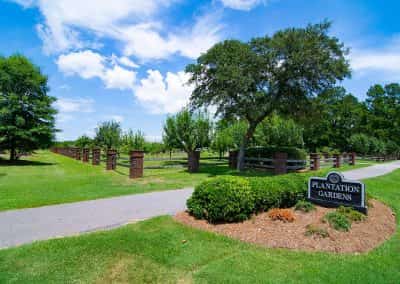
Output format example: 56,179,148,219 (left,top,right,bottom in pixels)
0,169,399,283
0,150,269,211
0,150,374,212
